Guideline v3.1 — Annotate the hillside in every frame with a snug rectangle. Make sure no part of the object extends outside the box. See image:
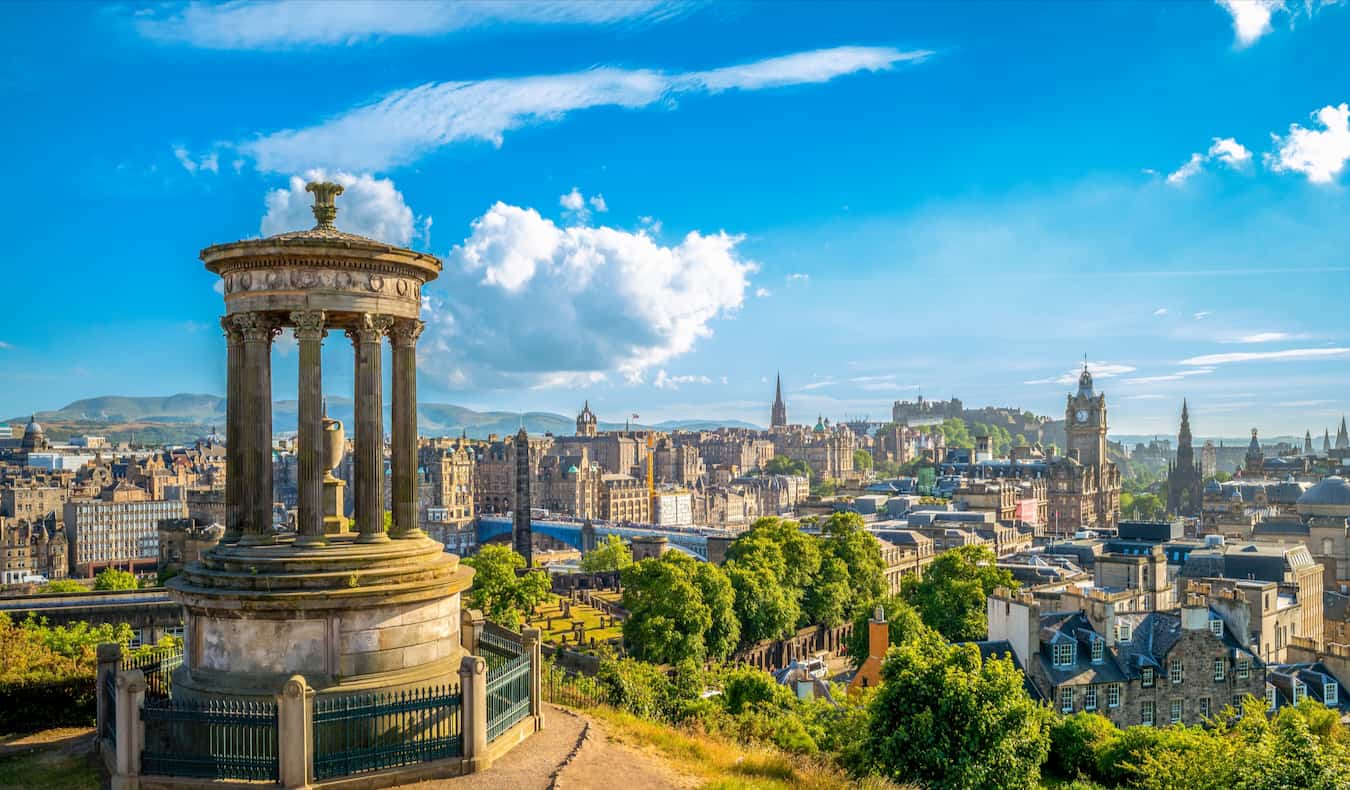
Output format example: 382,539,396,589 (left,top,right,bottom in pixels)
6,395,759,446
